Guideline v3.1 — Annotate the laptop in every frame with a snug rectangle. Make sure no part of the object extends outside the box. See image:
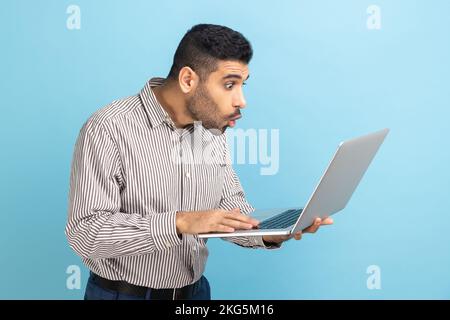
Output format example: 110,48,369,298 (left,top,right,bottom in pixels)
198,128,389,238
